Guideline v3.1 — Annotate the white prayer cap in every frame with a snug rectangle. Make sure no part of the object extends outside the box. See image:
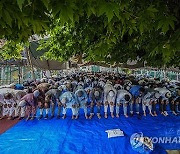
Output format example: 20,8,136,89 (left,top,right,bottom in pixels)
138,80,146,85
106,80,112,85
40,78,46,83
58,86,63,91
9,83,15,88
61,85,67,90
109,90,115,97
94,91,100,97
165,92,171,98
61,97,67,104
52,75,57,78
85,87,92,92
154,92,160,99
33,90,40,98
19,100,27,107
